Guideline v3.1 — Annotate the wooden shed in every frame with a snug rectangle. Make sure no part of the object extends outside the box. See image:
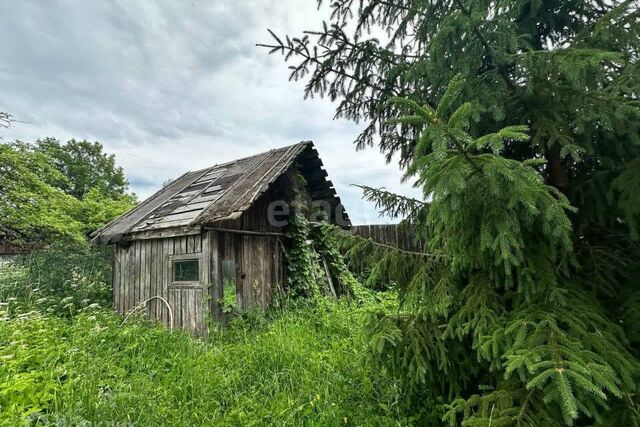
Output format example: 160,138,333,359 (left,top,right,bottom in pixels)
92,141,350,334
